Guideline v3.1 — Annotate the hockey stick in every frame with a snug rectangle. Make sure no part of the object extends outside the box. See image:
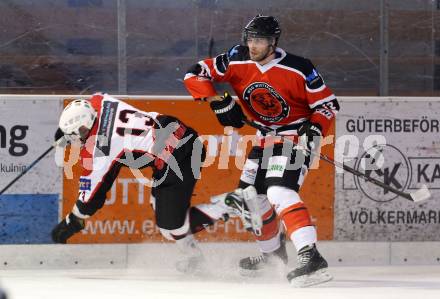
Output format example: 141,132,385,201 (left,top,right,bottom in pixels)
243,119,431,202
0,142,57,195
